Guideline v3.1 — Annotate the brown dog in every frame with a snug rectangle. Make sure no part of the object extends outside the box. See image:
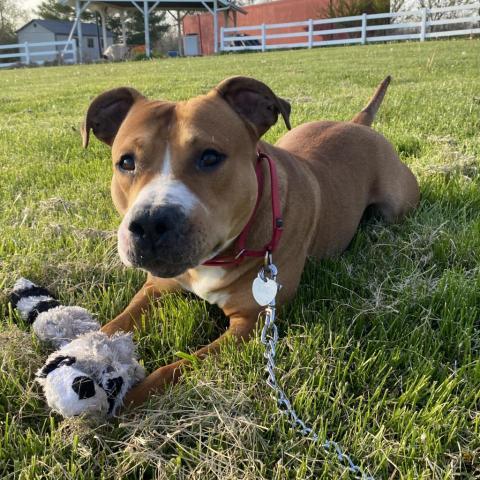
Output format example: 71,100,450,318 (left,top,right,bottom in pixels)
82,76,419,407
